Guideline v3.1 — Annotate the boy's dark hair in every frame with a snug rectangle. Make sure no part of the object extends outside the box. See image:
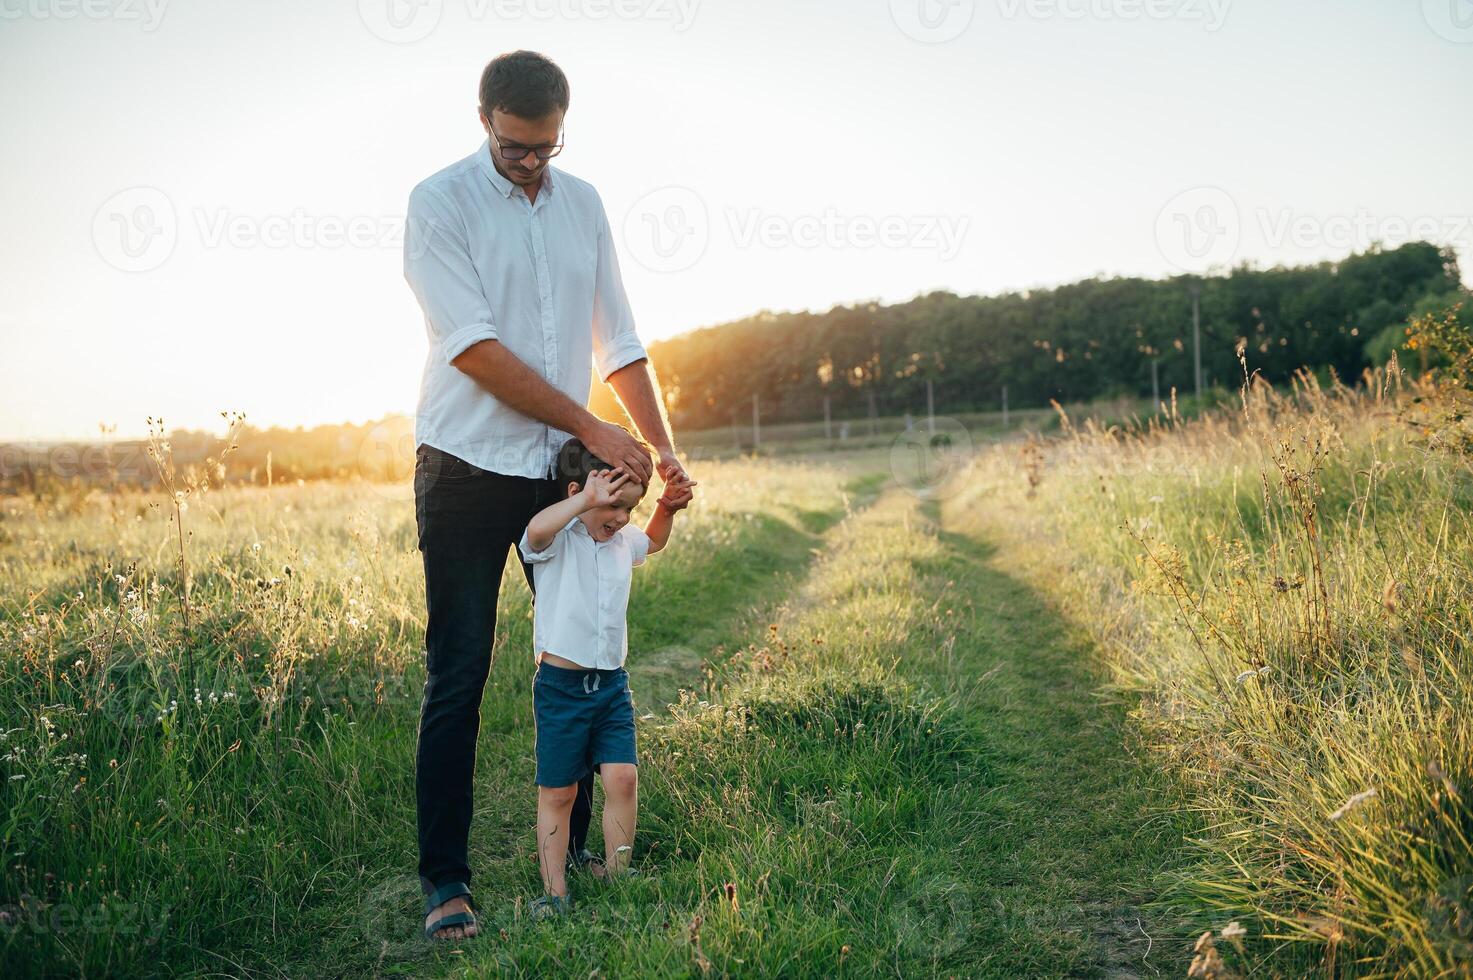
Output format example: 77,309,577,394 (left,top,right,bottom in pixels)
554,436,649,499
478,50,570,120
